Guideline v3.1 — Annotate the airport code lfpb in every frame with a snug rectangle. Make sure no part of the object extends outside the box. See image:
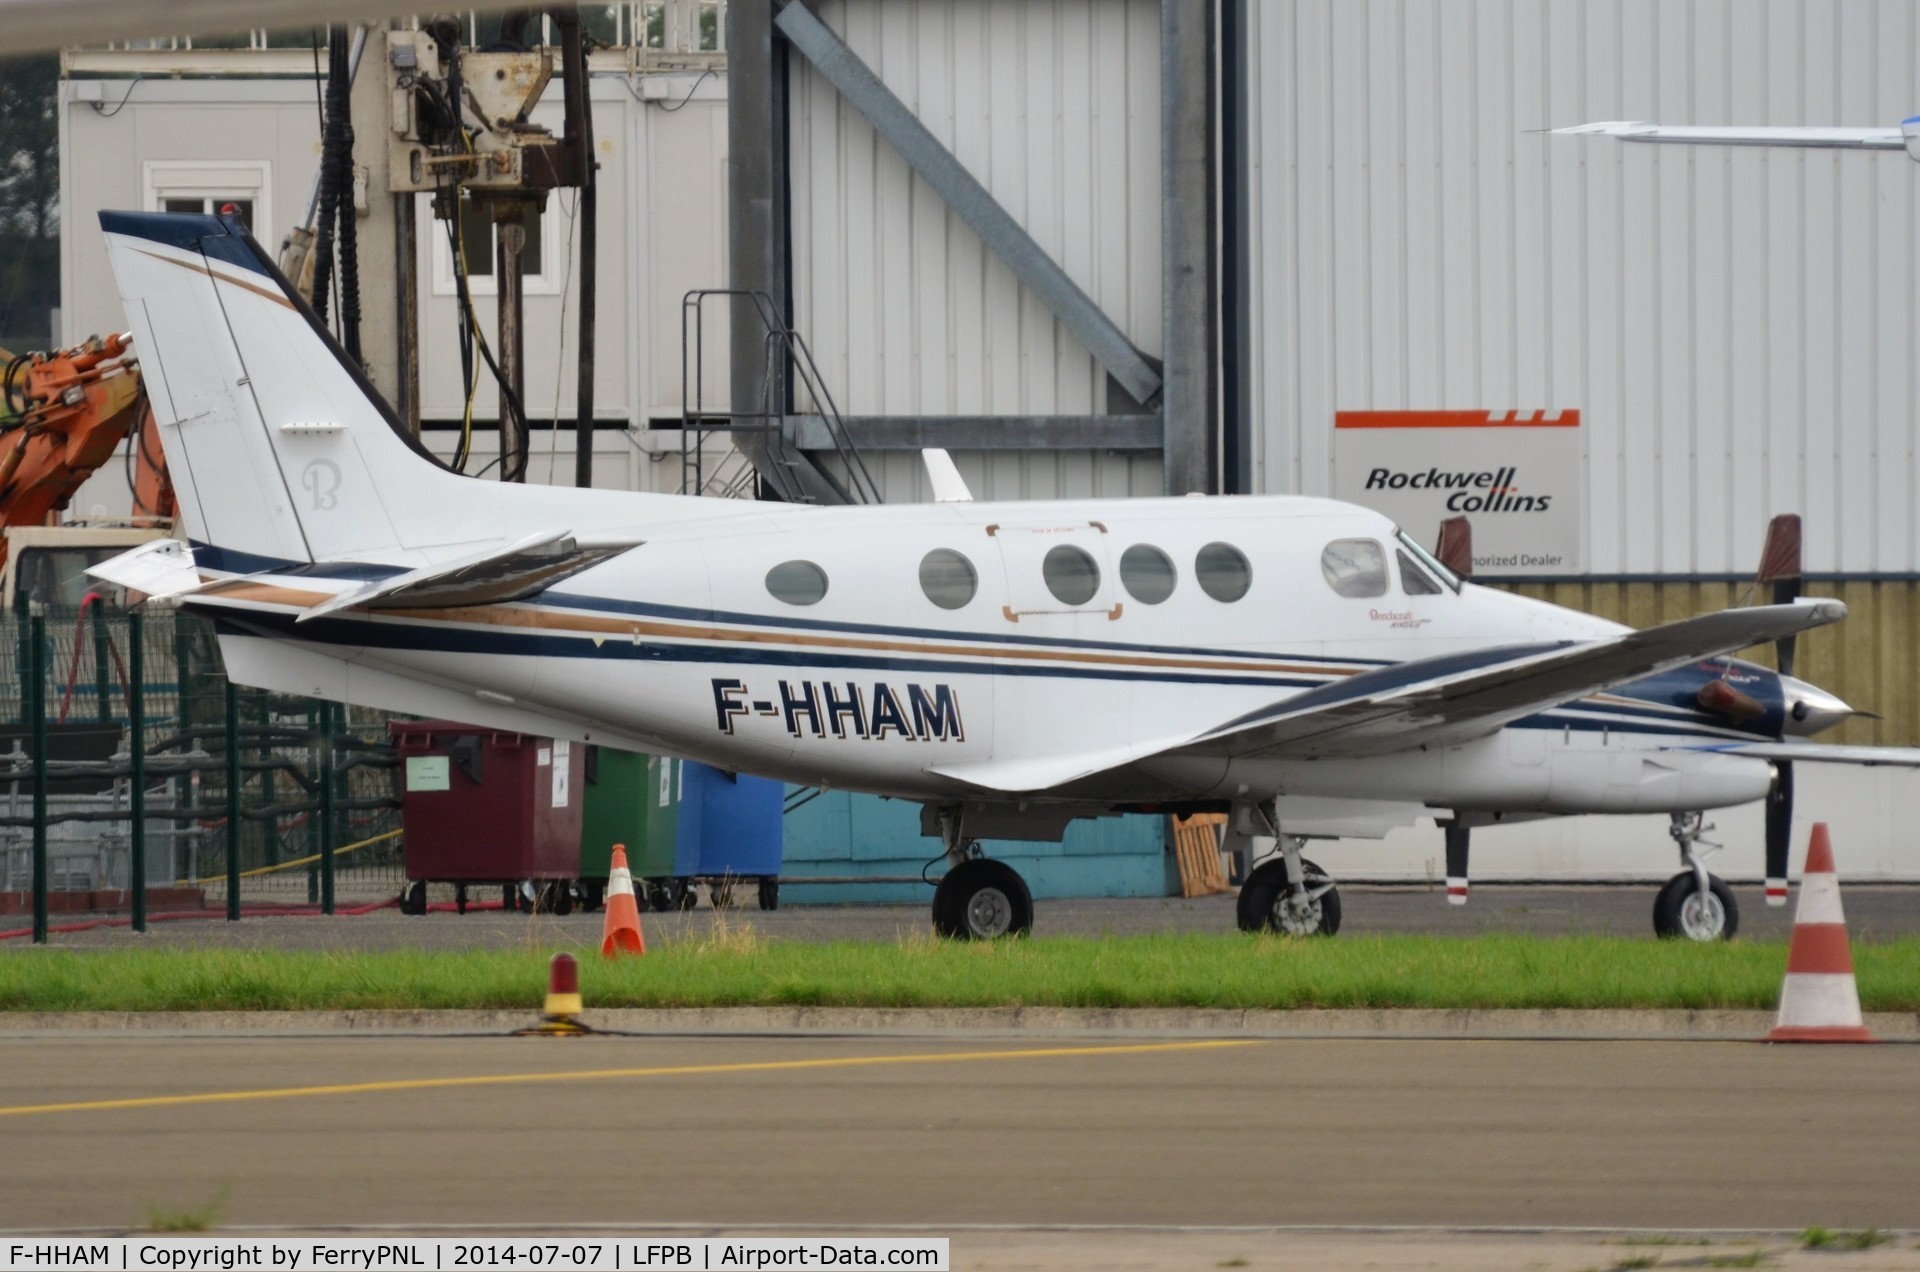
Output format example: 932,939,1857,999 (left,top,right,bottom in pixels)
0,1243,948,1272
